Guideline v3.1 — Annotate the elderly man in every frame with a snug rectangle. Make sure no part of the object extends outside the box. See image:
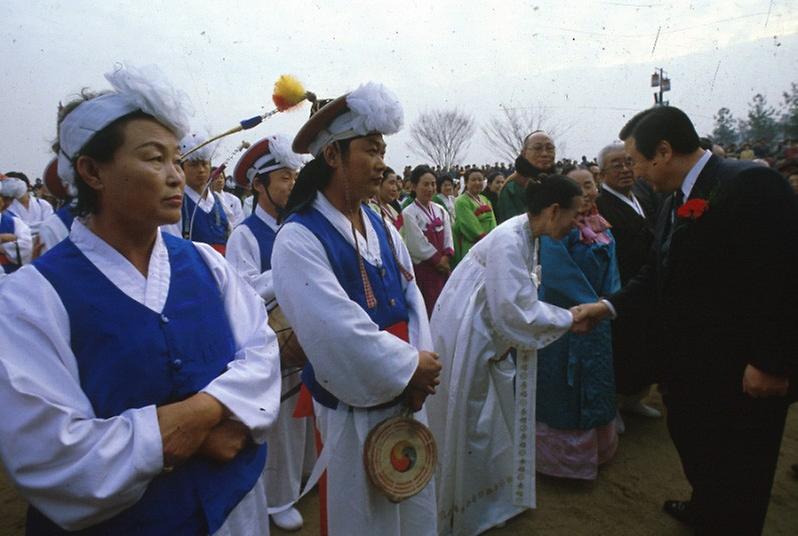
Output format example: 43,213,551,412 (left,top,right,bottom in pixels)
496,131,556,223
595,143,660,424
